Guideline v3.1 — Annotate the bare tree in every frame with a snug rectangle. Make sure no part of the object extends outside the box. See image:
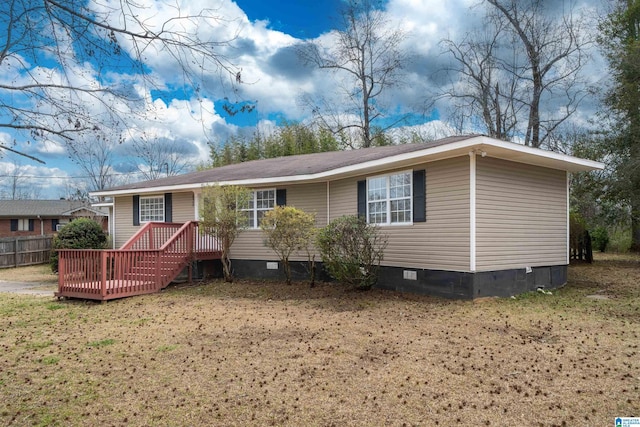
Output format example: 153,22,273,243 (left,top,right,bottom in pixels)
298,0,408,148
0,0,240,160
442,0,591,148
6,157,27,199
199,185,251,283
441,16,523,141
0,156,42,199
127,134,192,181
66,129,120,198
485,0,592,148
